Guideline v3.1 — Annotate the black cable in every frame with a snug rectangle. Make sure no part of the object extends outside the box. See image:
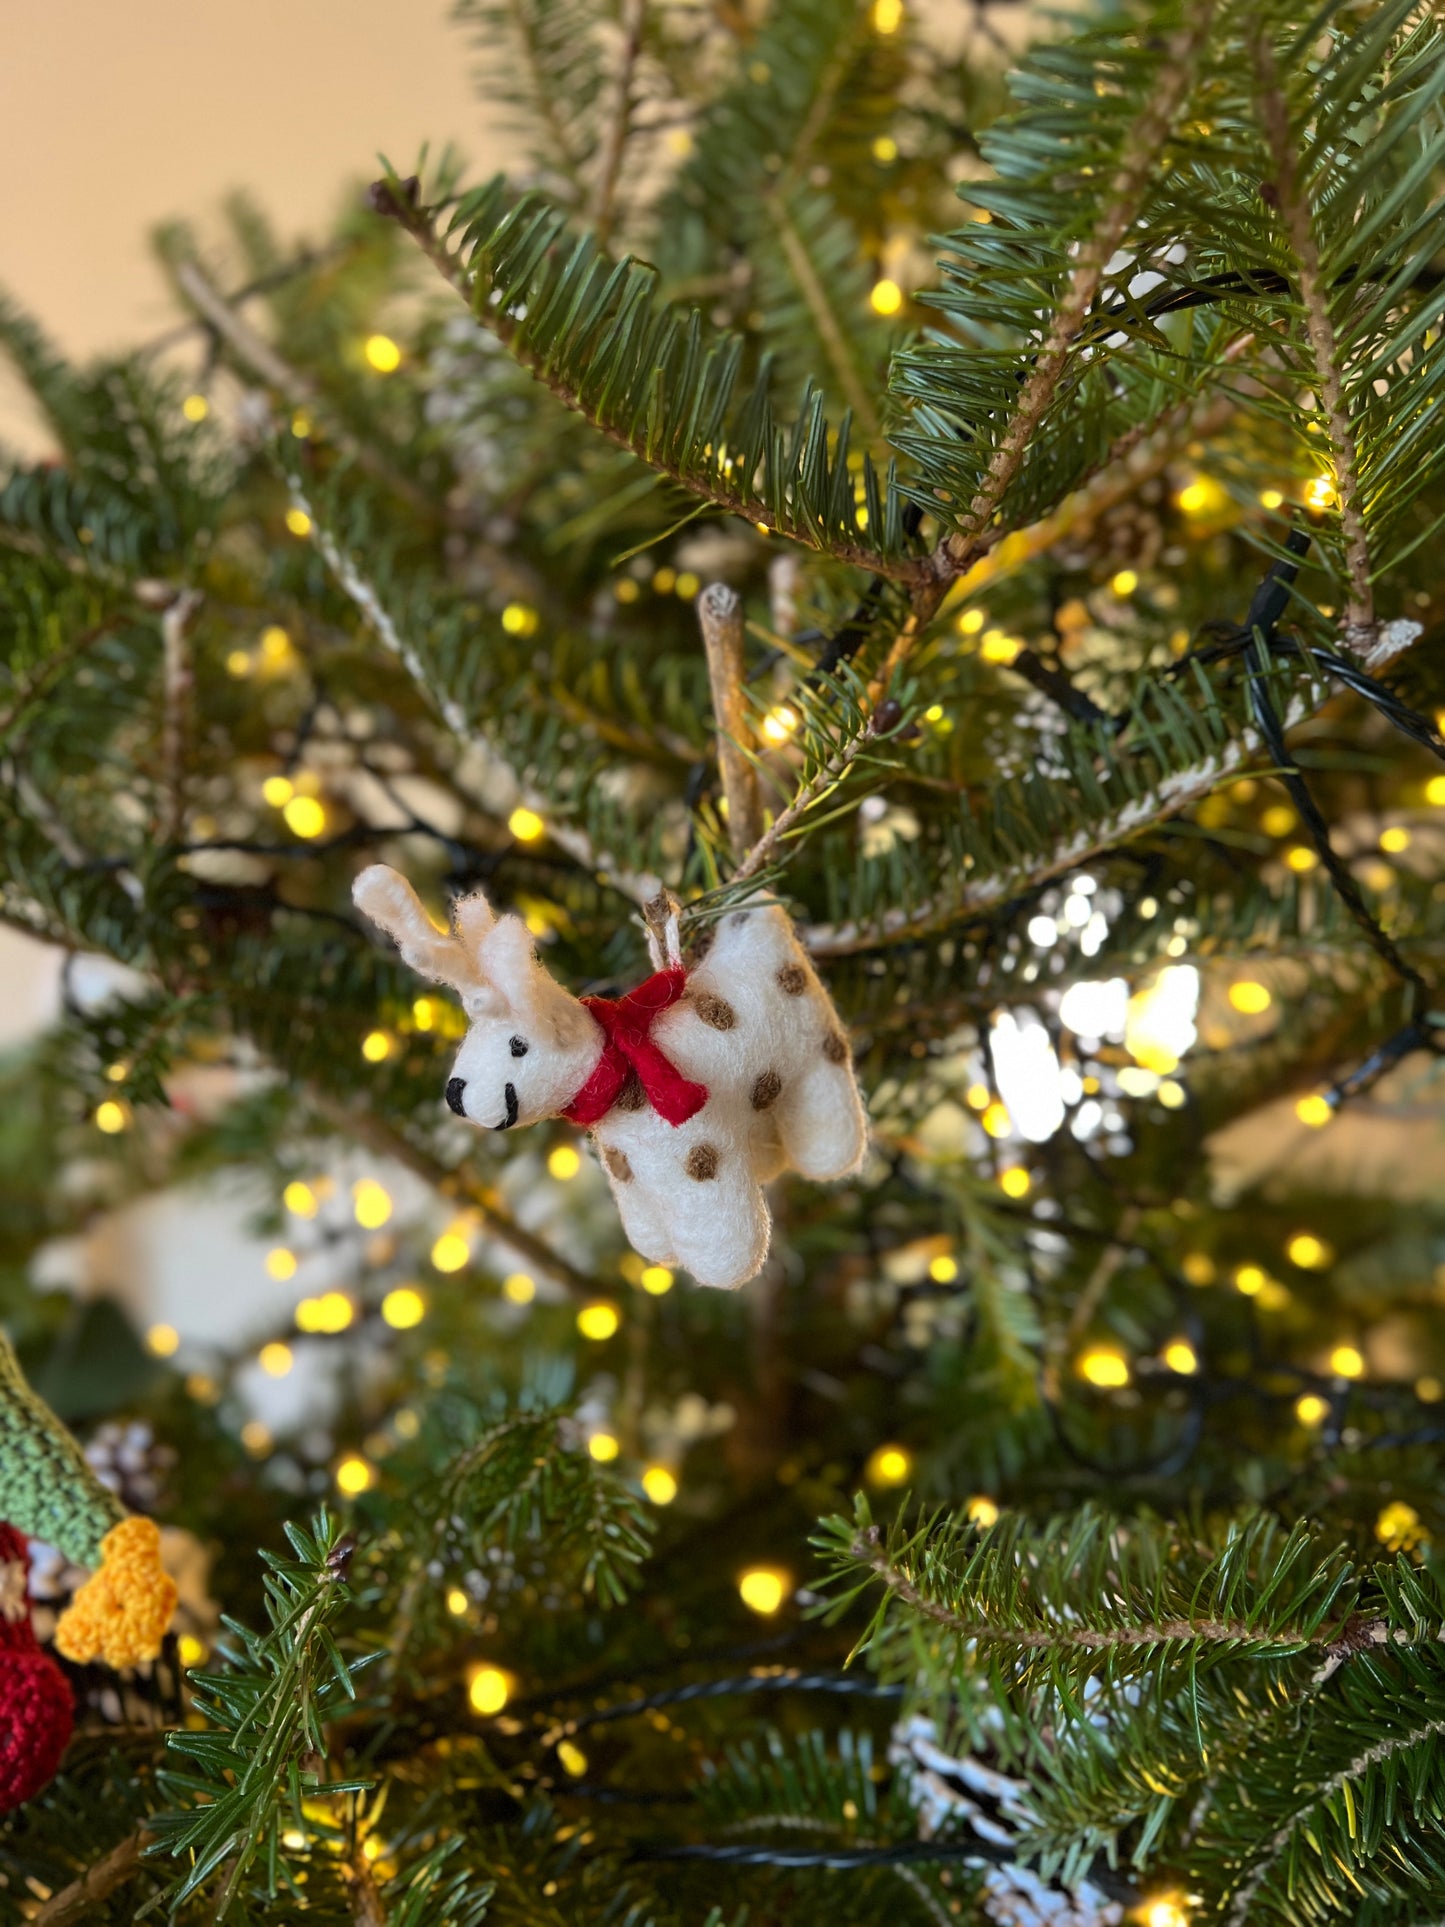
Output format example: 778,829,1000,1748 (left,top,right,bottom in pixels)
566,1671,904,1731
